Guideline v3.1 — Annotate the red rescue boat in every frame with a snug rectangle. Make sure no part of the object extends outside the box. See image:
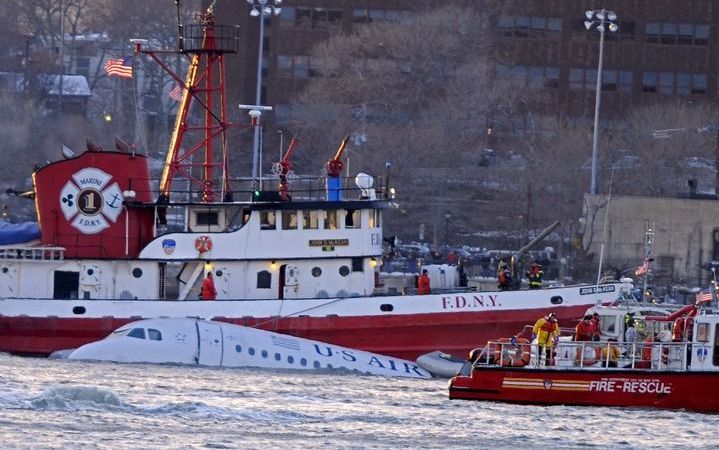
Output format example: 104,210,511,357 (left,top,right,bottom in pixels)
449,297,719,412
